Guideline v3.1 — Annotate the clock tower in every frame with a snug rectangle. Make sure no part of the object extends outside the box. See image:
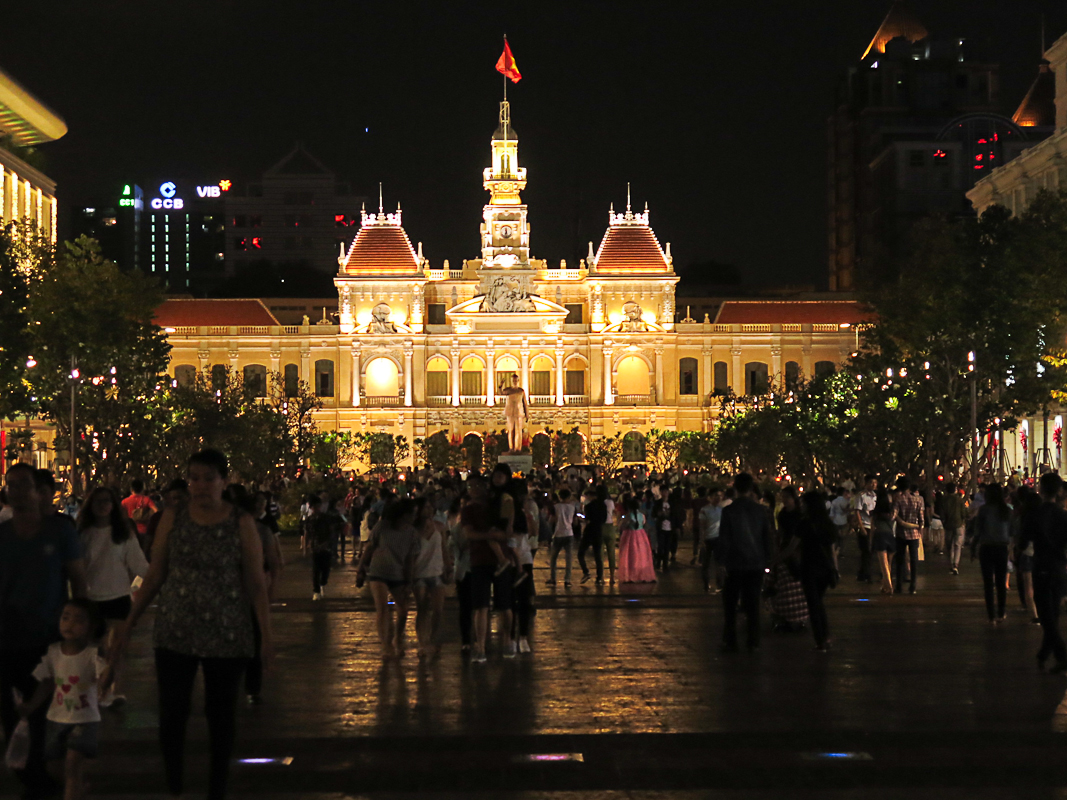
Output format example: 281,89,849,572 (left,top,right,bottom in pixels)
481,101,530,268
